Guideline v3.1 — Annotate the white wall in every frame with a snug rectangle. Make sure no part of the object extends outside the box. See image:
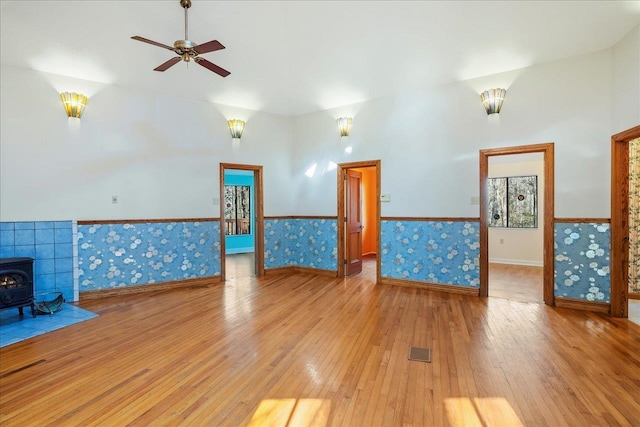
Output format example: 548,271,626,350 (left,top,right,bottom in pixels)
488,155,544,266
611,24,640,134
0,65,295,221
1,45,628,222
290,49,614,218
